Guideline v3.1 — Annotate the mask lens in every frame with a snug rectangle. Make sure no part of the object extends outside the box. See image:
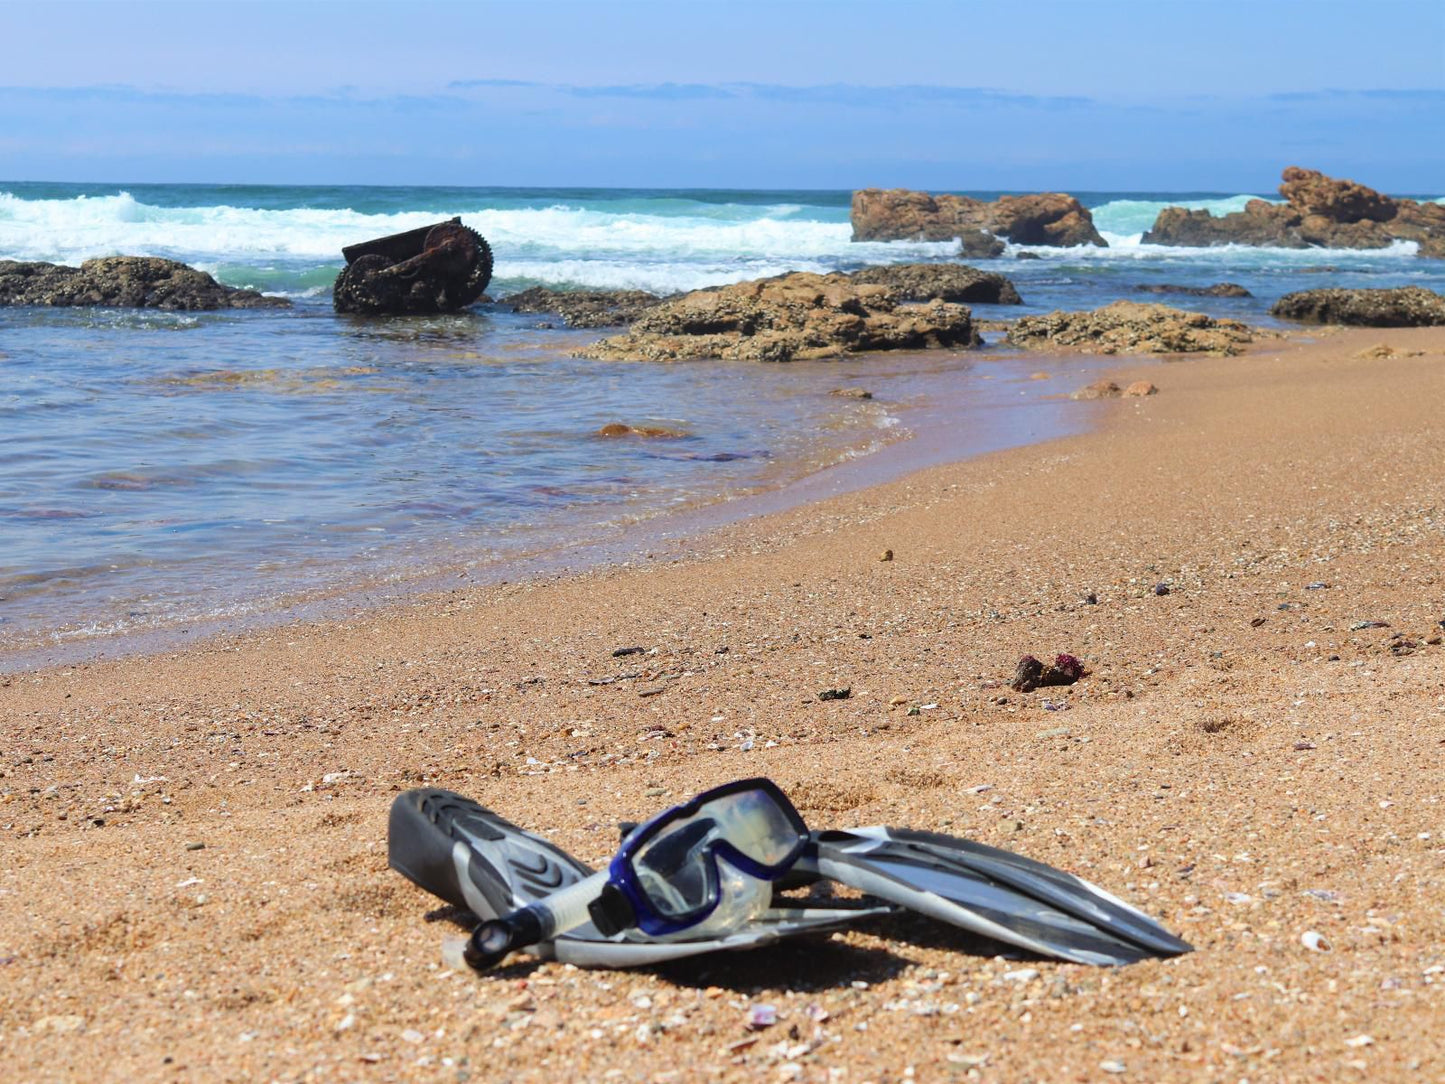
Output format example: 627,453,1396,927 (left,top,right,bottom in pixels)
631,817,721,918
626,784,805,922
701,786,802,868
